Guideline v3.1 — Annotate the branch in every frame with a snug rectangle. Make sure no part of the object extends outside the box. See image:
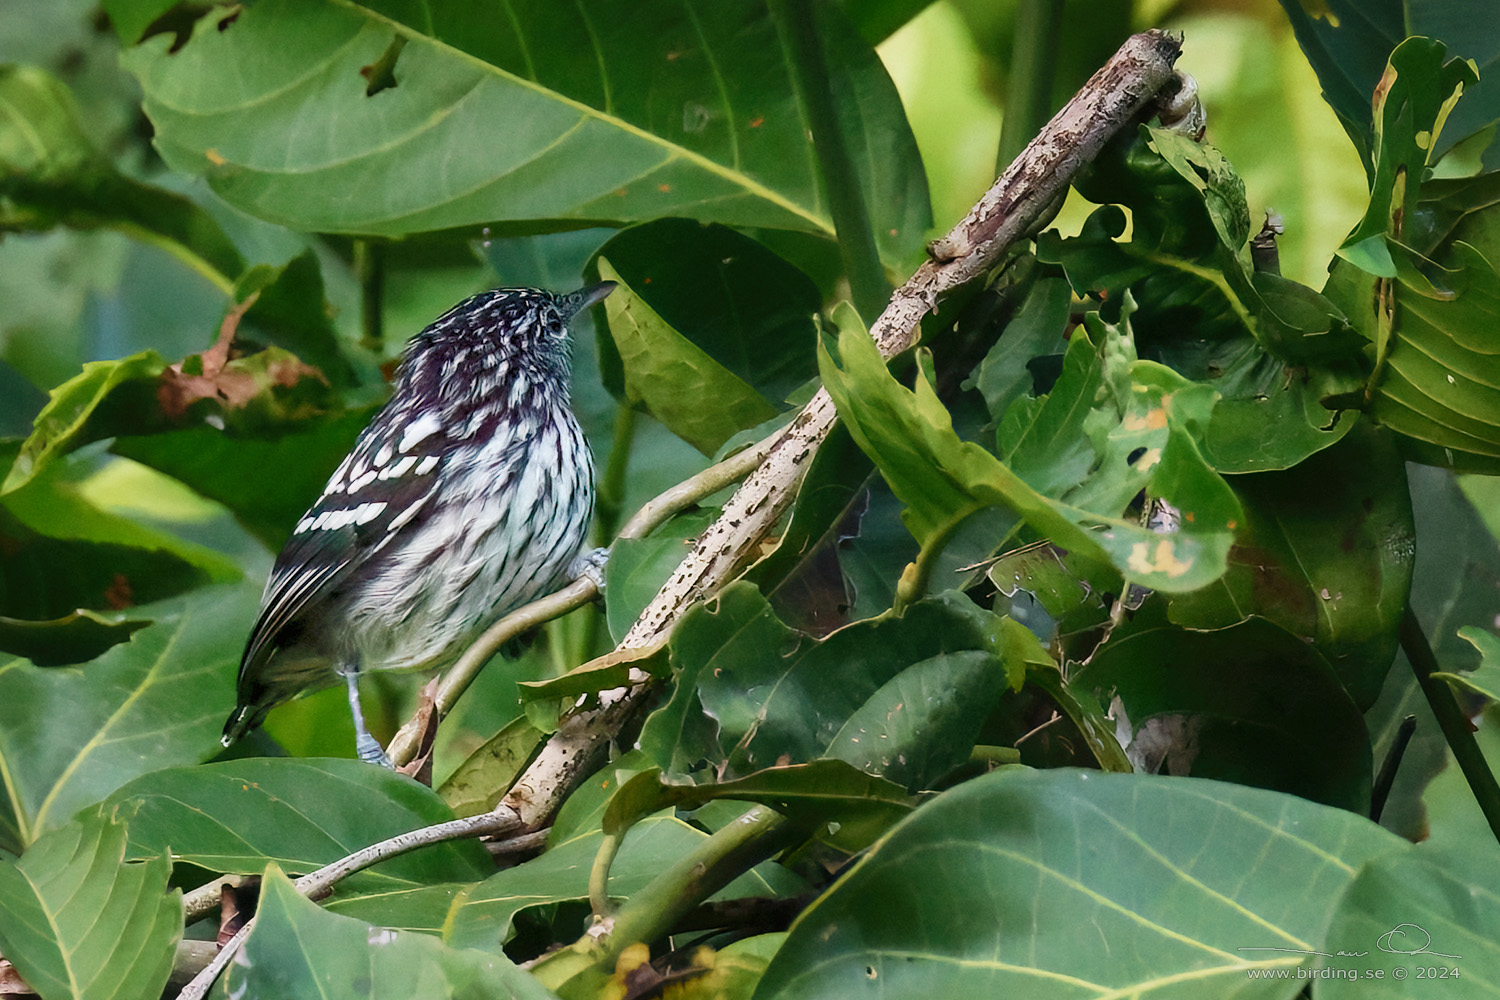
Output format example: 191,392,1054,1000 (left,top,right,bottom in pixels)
177,810,524,999
493,28,1184,832
177,31,1185,997
1402,608,1500,846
